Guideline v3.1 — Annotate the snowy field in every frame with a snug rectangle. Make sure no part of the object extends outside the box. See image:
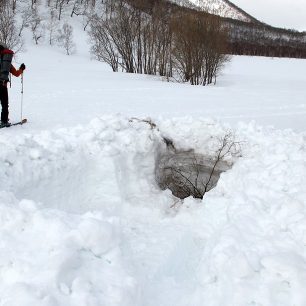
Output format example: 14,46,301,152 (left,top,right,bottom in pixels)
1,41,306,305
7,45,306,133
